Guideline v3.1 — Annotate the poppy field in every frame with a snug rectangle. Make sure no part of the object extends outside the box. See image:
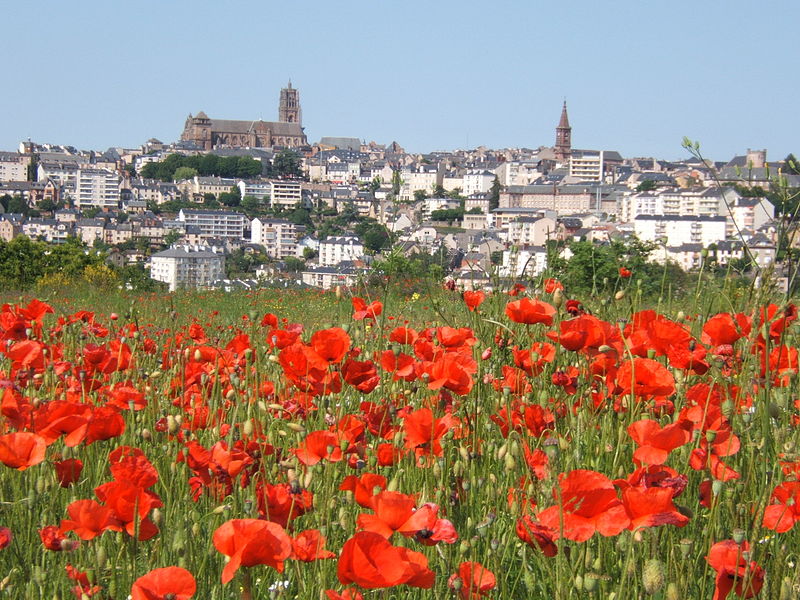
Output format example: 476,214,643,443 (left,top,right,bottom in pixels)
0,280,798,599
